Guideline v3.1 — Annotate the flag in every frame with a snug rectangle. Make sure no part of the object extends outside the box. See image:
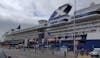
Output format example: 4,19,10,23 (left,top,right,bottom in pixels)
16,25,21,29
